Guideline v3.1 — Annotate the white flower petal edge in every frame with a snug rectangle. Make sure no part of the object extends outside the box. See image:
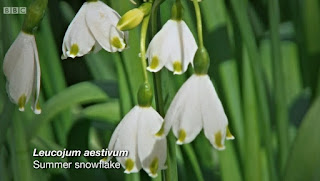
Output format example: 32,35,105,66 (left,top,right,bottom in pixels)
137,107,166,177
109,106,141,173
164,75,203,144
86,1,128,52
199,75,228,150
164,75,229,149
146,20,197,74
62,3,95,59
108,106,167,176
3,31,41,114
62,1,128,59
